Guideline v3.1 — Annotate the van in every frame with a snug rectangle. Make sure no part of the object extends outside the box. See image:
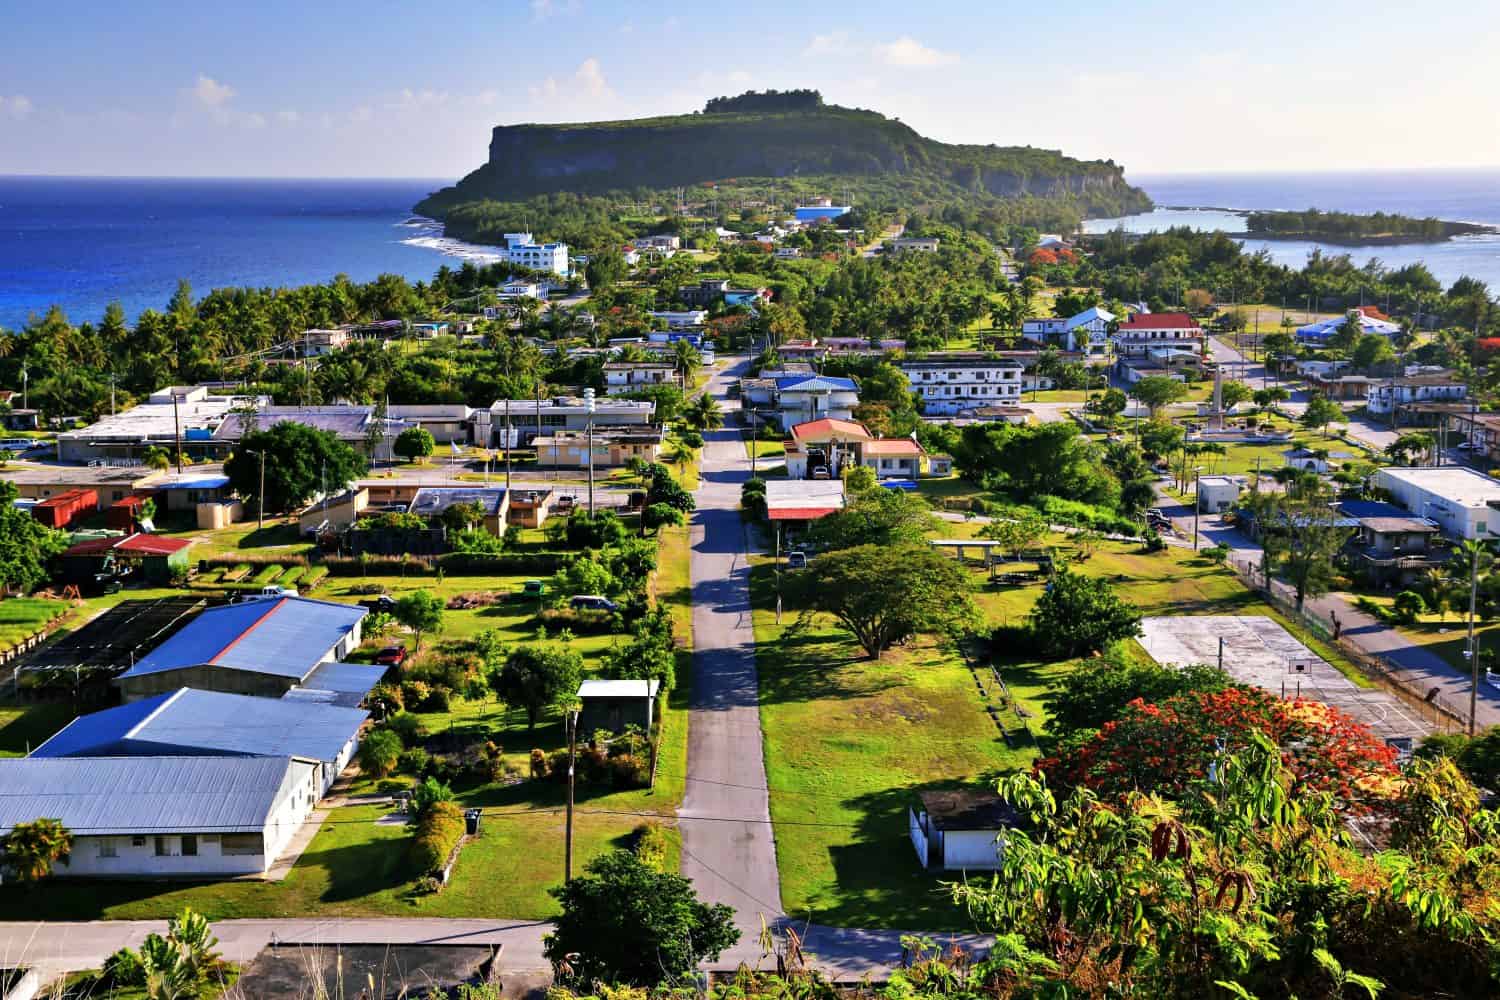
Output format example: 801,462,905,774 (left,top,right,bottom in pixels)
0,439,32,451
253,585,299,600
